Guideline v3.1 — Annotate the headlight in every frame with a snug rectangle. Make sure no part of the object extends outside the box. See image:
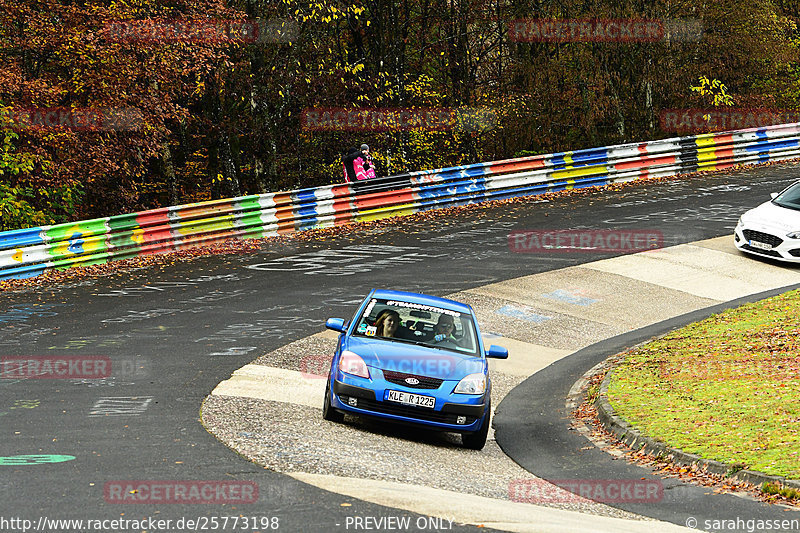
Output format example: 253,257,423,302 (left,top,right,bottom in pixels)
454,373,486,394
736,217,743,228
338,351,370,379
787,231,800,239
